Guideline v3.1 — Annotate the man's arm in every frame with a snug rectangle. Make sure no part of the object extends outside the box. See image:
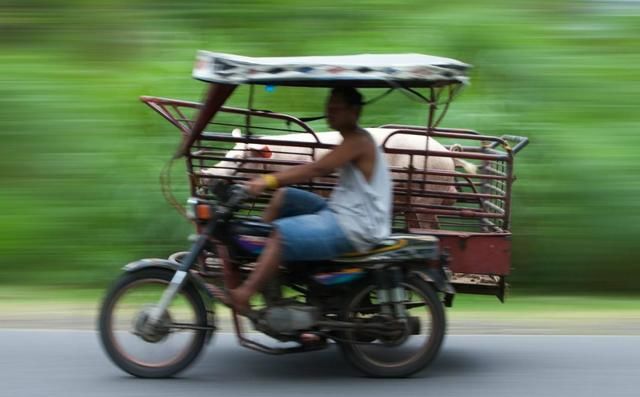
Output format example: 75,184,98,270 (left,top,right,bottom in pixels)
271,136,364,186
